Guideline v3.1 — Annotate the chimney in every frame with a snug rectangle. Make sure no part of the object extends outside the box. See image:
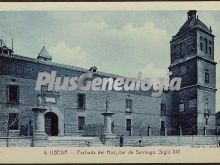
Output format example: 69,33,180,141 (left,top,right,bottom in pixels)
187,10,197,20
